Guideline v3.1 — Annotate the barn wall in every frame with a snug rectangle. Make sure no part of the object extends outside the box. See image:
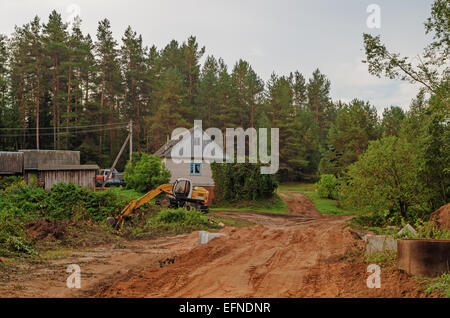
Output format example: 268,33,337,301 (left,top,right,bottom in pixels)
0,152,23,174
40,170,96,191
